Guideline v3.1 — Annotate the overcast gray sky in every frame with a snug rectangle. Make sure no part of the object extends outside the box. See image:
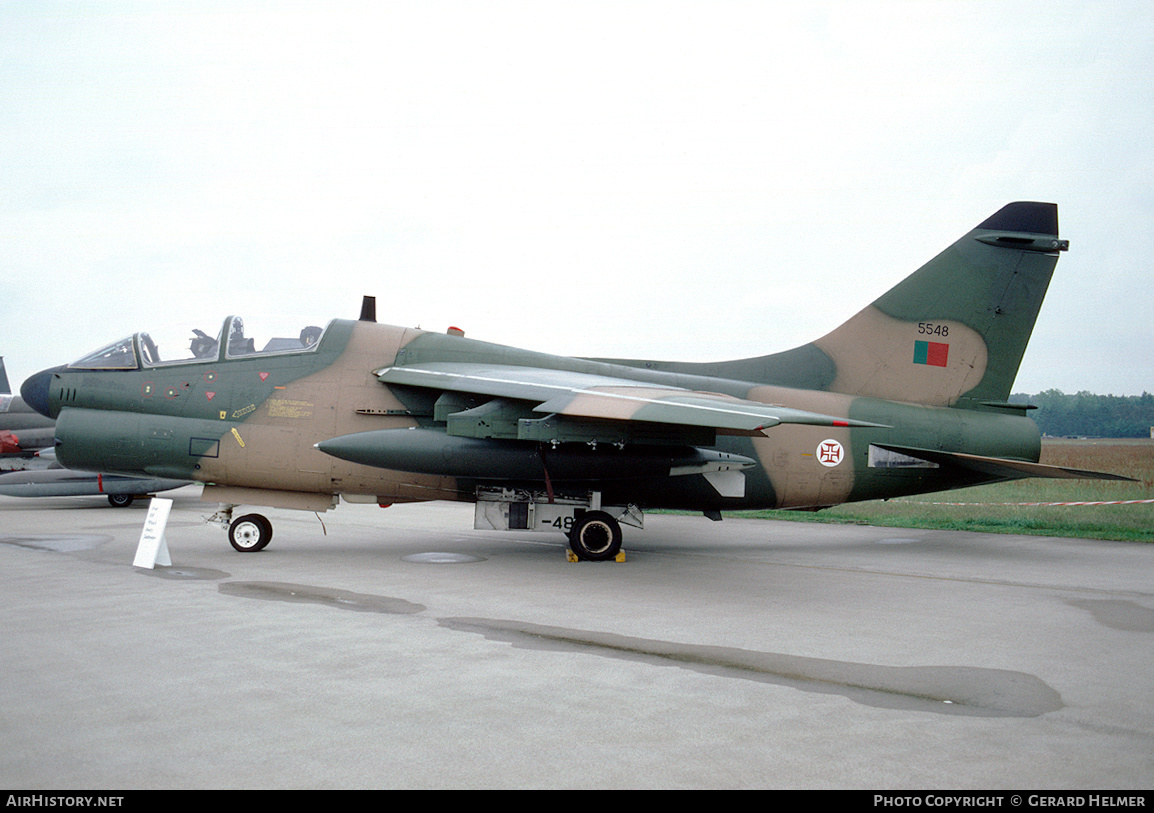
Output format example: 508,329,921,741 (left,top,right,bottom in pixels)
3,0,1151,396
